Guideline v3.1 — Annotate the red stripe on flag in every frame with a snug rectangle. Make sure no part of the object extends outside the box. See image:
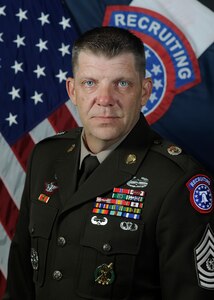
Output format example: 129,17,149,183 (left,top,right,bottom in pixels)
48,104,78,132
0,180,19,239
0,270,6,300
11,134,35,171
